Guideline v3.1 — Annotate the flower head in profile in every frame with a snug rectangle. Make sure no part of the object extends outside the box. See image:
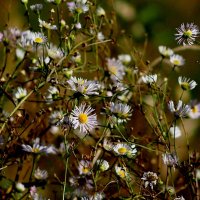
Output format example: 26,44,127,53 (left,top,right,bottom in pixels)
141,171,158,190
178,76,197,90
162,152,178,168
118,54,131,64
67,76,100,96
39,19,57,30
13,87,27,100
70,103,97,133
170,54,185,67
188,101,200,119
158,46,174,57
109,102,132,123
34,168,48,180
49,110,65,126
175,23,200,45
168,100,190,118
142,74,157,85
96,159,109,171
46,86,60,103
96,6,106,17
67,0,89,14
22,138,50,154
174,196,185,200
30,4,43,11
107,58,125,82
